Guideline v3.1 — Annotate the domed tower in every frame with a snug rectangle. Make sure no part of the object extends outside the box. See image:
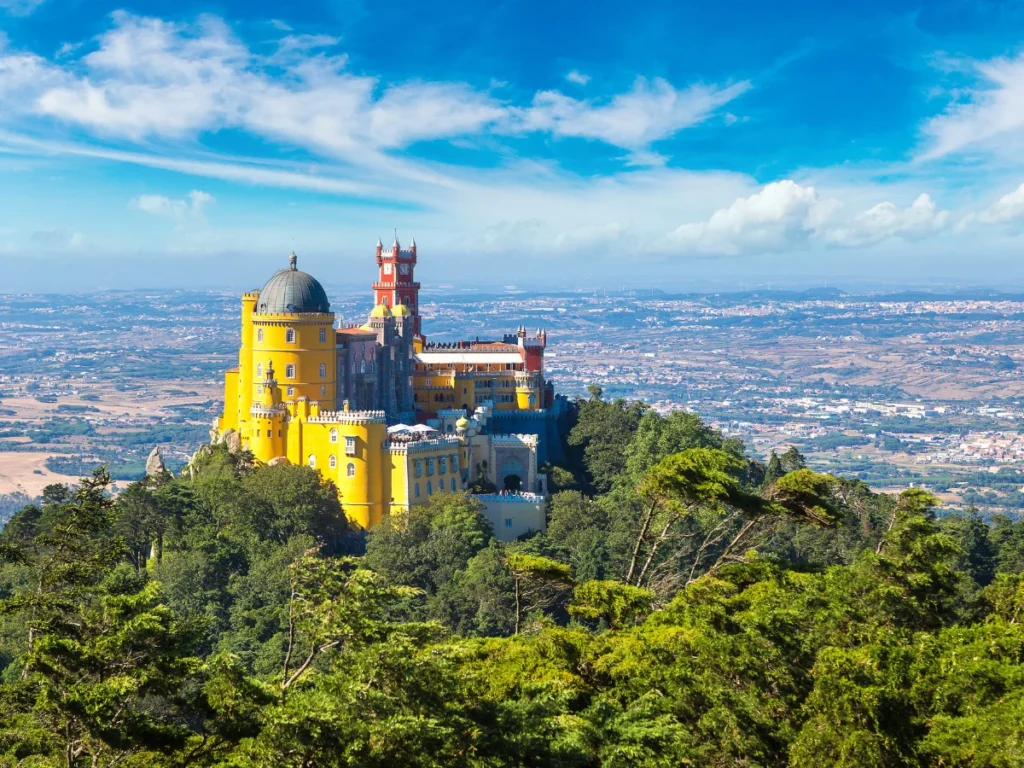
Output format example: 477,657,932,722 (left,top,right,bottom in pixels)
220,252,337,451
249,253,336,411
